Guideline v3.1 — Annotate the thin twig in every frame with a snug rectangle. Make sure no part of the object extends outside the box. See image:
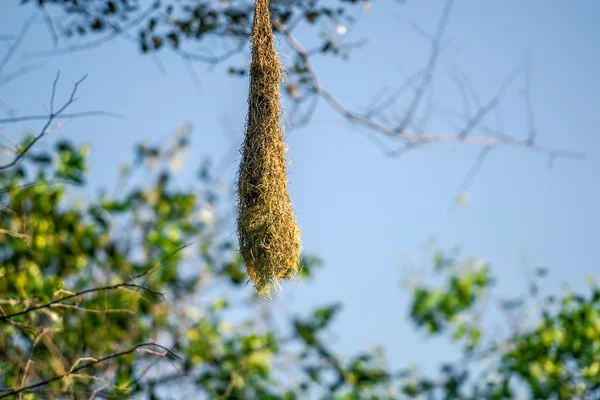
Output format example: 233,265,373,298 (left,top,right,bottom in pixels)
0,228,30,242
0,13,36,74
455,146,492,202
183,58,203,95
522,52,536,145
0,111,124,125
47,304,135,315
133,242,192,293
218,372,238,400
395,0,453,135
178,43,246,65
39,4,59,49
0,72,88,171
0,63,44,88
457,65,521,139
